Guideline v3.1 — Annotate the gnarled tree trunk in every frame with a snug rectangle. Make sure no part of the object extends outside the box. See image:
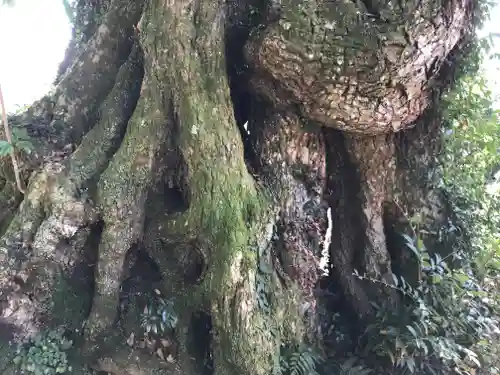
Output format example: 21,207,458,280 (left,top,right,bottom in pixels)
0,0,477,374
